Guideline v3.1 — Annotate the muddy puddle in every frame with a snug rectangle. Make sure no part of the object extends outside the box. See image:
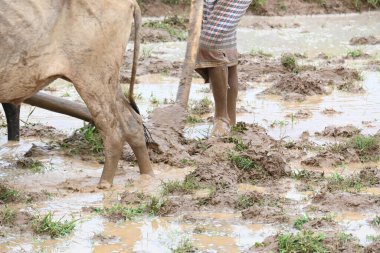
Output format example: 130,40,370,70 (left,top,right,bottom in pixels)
1,11,380,253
